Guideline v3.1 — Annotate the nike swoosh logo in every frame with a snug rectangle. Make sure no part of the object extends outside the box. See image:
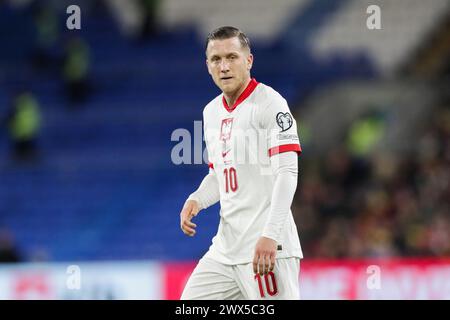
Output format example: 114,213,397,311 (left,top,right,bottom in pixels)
222,149,231,157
